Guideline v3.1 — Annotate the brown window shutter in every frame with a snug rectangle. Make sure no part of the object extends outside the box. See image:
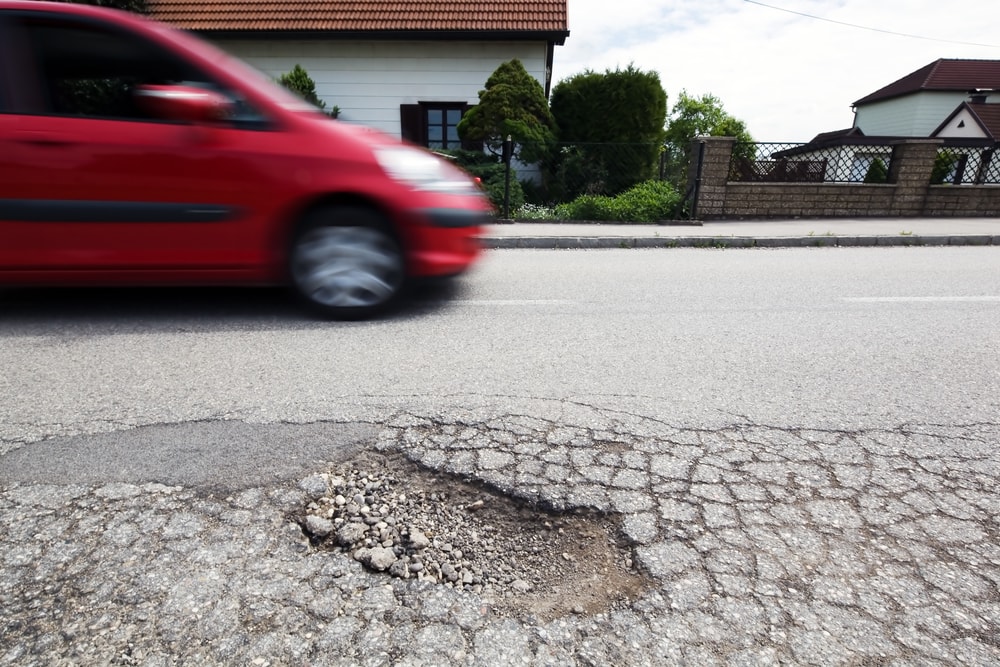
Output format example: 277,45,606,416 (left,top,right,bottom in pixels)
399,104,424,145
